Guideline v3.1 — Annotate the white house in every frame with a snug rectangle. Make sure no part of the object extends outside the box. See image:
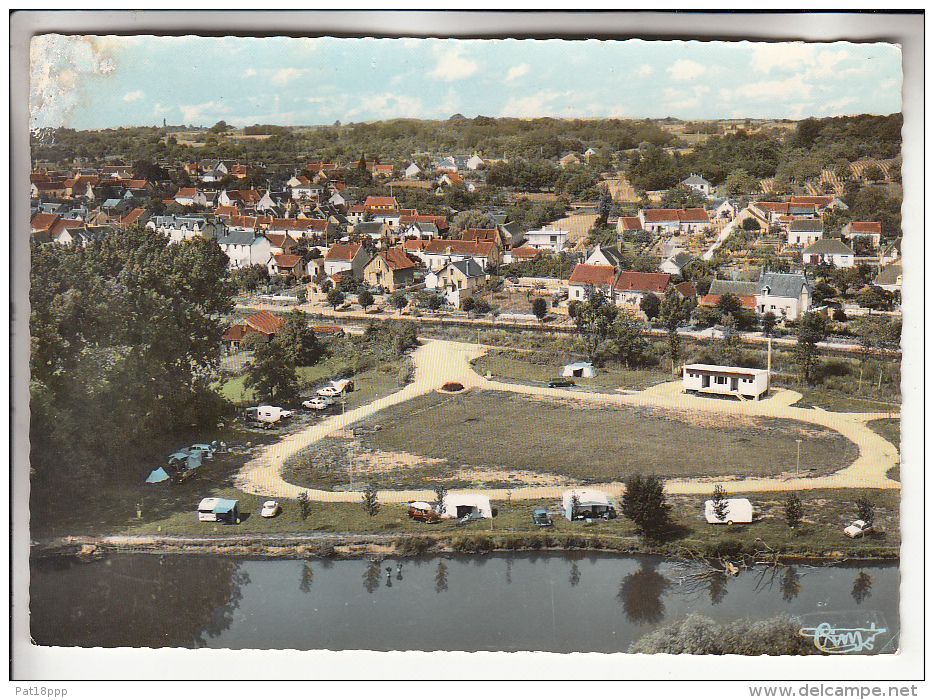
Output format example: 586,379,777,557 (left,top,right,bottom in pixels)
146,214,209,244
681,173,712,198
567,263,618,302
755,271,811,320
429,258,487,308
323,242,367,279
843,221,883,248
802,239,855,268
173,187,210,208
683,364,769,400
561,489,617,521
523,227,570,252
216,230,273,270
787,220,823,247
404,162,422,179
